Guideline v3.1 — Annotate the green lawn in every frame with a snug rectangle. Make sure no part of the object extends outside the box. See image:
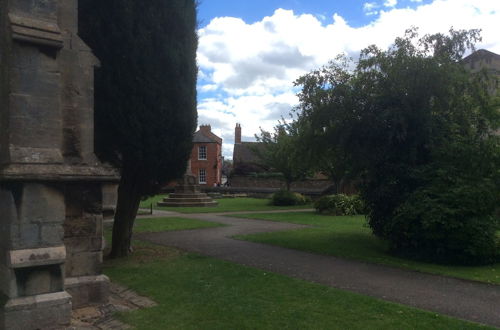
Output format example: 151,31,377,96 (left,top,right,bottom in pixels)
104,240,491,330
104,216,223,247
139,196,312,213
134,217,223,233
235,212,500,284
